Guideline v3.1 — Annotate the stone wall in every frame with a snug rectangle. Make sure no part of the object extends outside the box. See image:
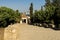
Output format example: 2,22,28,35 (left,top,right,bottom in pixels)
0,23,19,40
0,28,4,40
4,25,17,40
